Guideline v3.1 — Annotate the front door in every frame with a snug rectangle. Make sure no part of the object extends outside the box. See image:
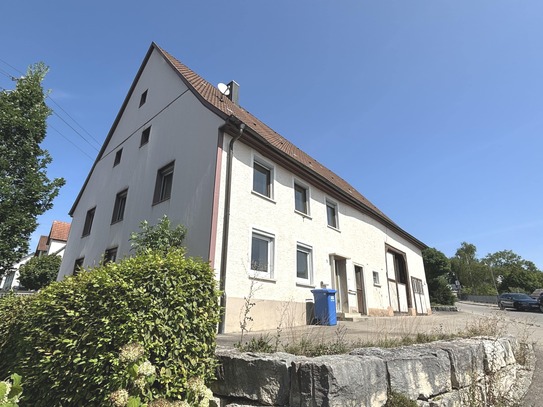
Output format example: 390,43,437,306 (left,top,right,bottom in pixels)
355,266,366,314
332,257,349,313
